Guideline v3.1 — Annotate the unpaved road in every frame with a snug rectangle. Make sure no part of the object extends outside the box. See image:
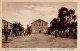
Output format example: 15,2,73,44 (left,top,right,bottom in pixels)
2,34,77,48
